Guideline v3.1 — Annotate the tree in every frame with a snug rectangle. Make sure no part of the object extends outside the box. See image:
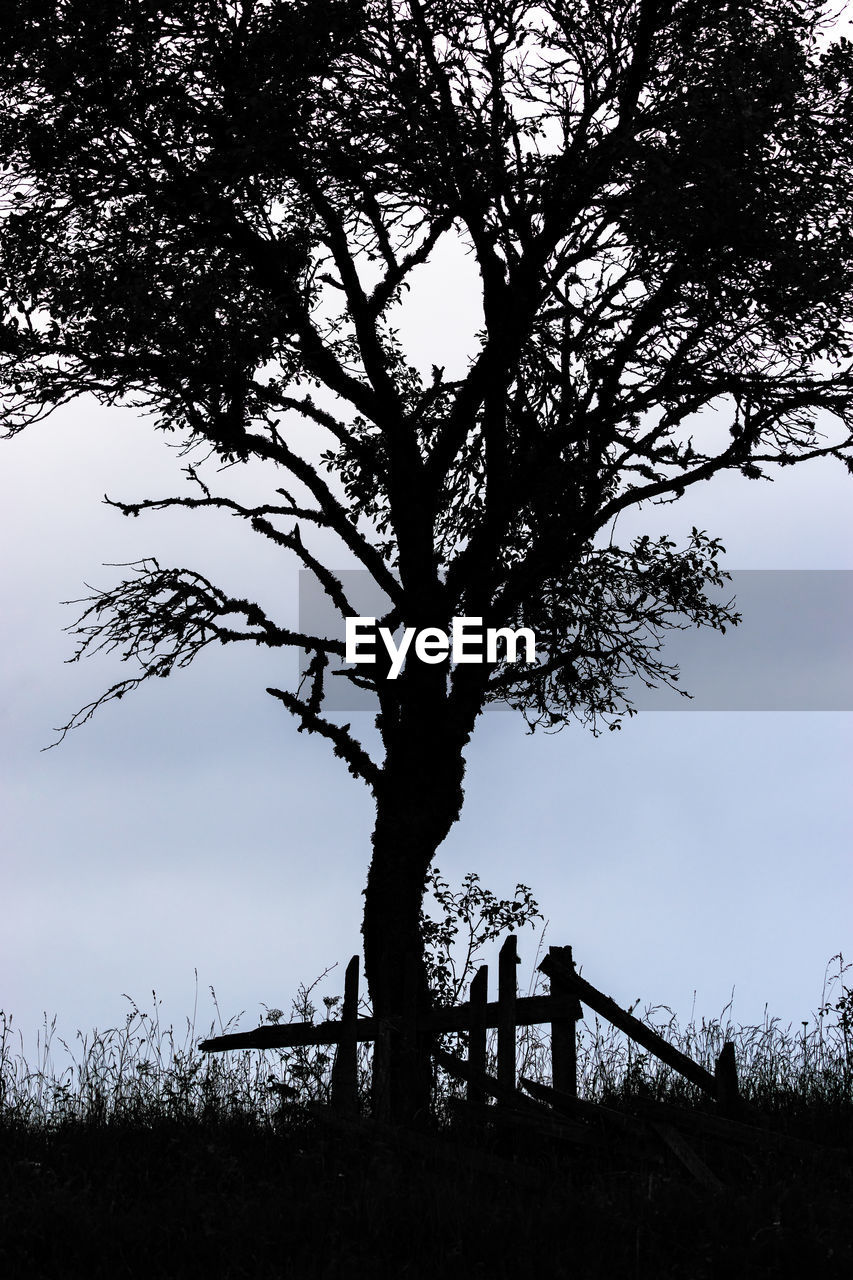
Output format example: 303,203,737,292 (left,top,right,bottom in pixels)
2,0,852,1122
